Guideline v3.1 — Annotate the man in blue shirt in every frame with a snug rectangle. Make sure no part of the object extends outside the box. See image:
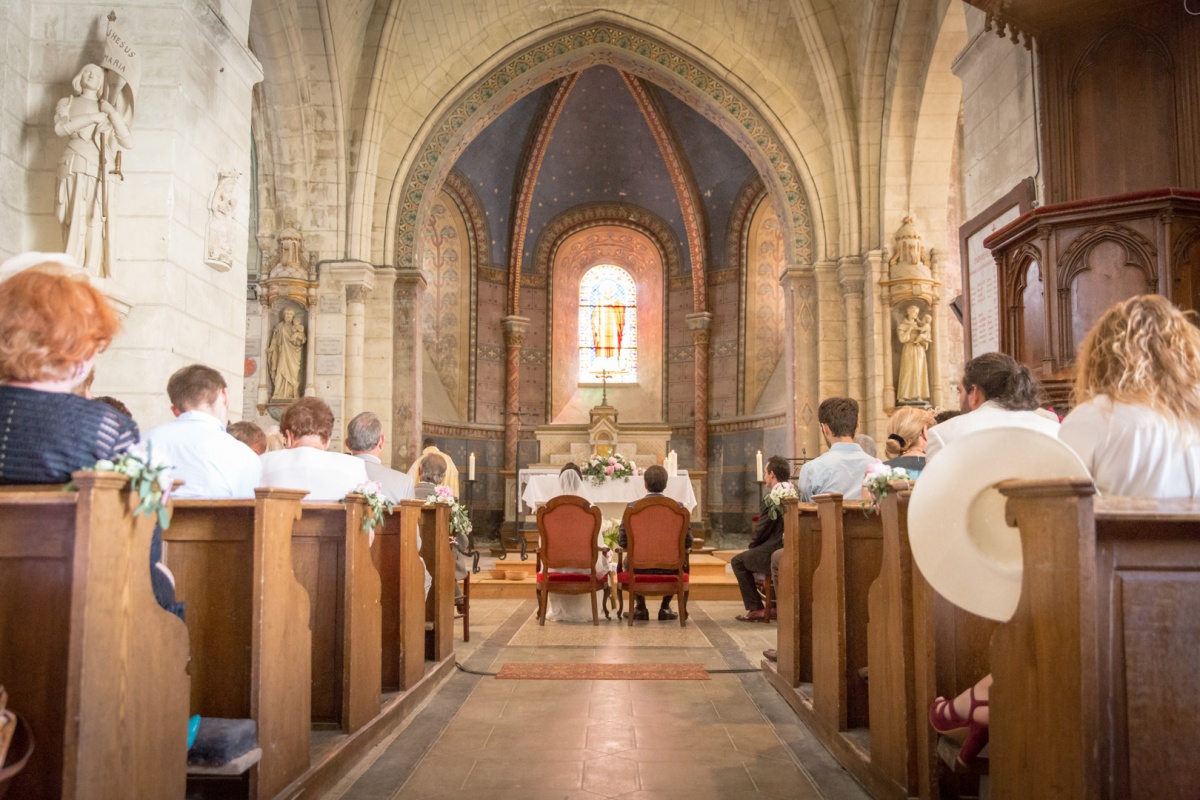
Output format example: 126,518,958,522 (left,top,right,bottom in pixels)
797,397,876,501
